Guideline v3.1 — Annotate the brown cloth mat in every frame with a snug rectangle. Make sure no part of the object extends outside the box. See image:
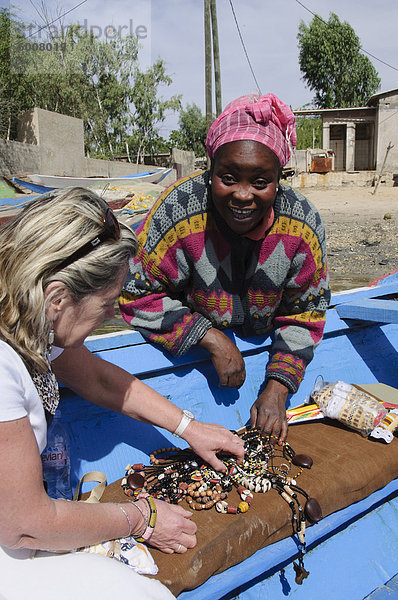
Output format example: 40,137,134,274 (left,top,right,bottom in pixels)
89,422,398,596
